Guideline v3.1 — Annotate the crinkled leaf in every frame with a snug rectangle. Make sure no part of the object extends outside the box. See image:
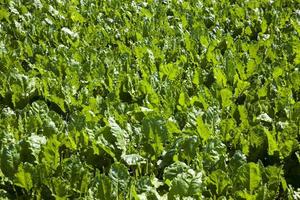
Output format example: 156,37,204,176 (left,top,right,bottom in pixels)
164,162,190,182
121,154,146,166
109,162,130,190
234,162,262,193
